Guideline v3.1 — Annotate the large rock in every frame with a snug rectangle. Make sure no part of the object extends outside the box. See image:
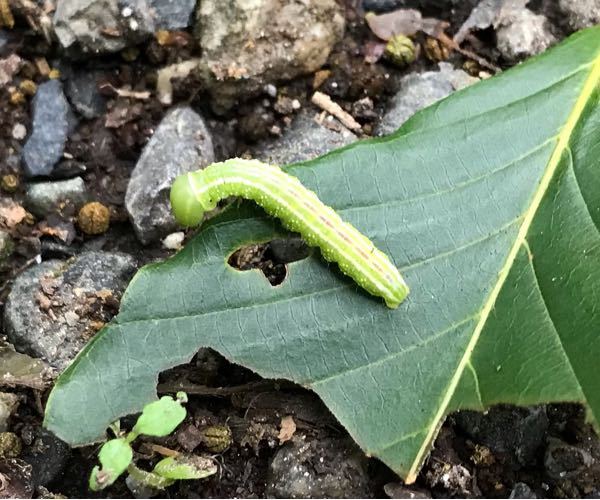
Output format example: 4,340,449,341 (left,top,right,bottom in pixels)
267,437,370,498
251,110,357,165
125,107,215,244
4,252,137,370
22,80,75,178
195,0,345,111
376,62,477,136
